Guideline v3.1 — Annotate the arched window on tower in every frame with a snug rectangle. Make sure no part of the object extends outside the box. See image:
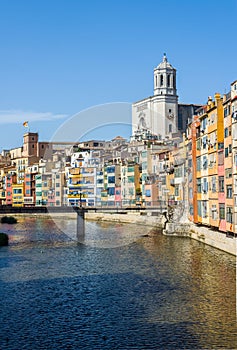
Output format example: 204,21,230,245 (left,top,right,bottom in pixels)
173,75,176,89
160,75,163,86
155,75,157,87
167,74,171,87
